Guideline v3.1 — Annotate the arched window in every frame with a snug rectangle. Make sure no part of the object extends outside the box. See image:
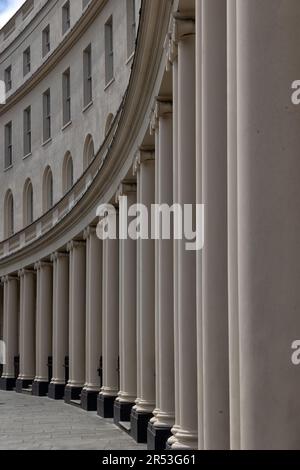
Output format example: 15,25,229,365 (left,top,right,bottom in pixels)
23,179,34,226
62,152,74,194
43,166,53,212
4,190,14,238
83,134,94,170
105,113,114,137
